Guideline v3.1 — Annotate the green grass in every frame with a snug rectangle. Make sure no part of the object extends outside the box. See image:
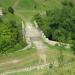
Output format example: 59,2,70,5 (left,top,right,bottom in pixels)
15,10,43,20
0,43,75,74
44,42,75,62
15,0,62,10
13,0,63,19
0,47,39,73
7,61,75,75
0,0,63,19
0,0,16,8
8,69,47,75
